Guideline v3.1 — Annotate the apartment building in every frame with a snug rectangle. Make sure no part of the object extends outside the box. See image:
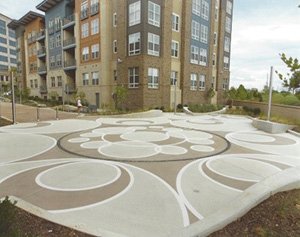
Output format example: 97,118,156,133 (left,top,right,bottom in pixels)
9,0,233,110
0,13,17,92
